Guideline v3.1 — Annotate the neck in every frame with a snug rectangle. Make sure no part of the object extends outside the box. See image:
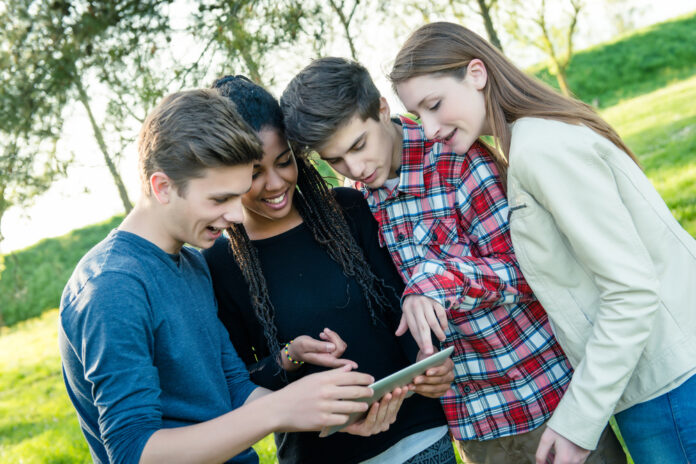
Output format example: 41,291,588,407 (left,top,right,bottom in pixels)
389,120,403,178
242,201,304,241
119,196,183,254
